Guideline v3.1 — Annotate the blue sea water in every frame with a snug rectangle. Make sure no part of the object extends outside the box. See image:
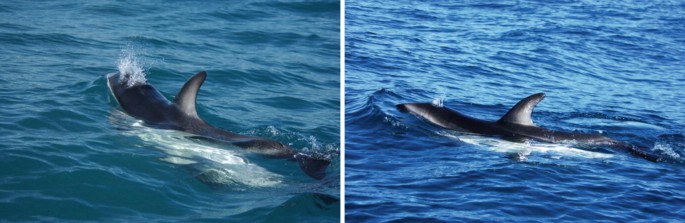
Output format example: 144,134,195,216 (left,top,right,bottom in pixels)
346,1,685,222
0,1,339,222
